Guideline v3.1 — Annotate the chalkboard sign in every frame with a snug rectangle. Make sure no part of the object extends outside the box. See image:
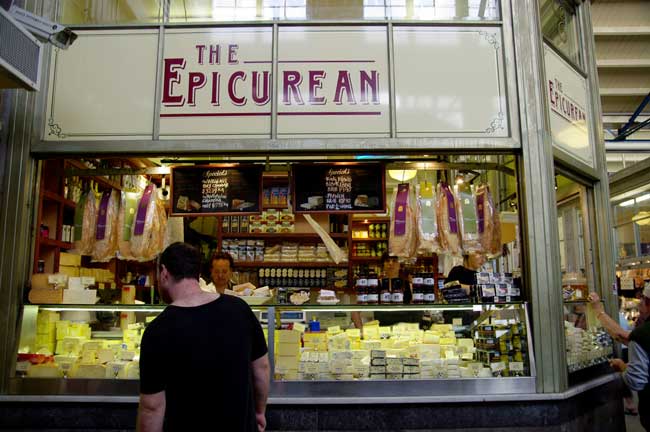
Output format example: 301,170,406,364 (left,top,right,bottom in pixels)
292,163,385,213
171,165,262,216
